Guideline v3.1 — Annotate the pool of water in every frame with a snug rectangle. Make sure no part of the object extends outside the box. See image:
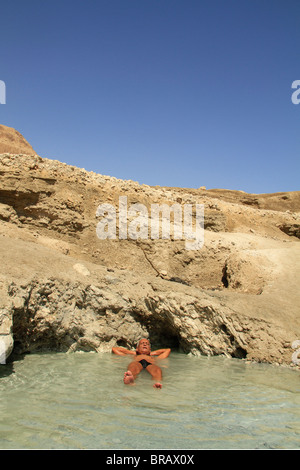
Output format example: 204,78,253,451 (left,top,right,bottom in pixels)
0,351,299,449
